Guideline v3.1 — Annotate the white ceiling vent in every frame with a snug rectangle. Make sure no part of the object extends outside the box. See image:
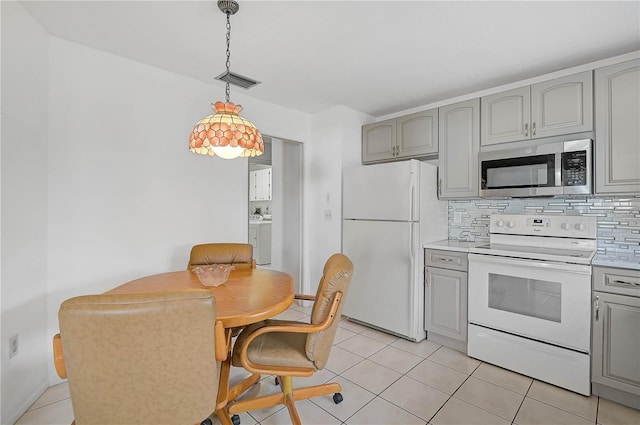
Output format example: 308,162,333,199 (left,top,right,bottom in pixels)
215,71,261,89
